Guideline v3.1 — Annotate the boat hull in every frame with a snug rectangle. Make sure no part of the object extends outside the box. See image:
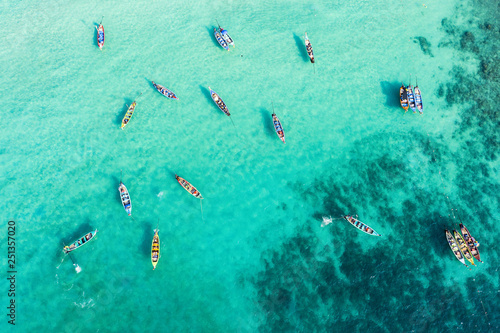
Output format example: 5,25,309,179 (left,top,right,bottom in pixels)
414,86,423,114
459,223,481,262
407,85,417,113
214,28,229,50
400,84,409,111
305,33,314,63
118,182,132,215
151,229,160,270
445,229,467,266
208,87,230,116
272,113,286,143
96,24,104,50
343,215,381,236
121,102,137,129
176,175,203,199
220,28,234,47
64,229,98,253
453,230,475,266
152,81,178,100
